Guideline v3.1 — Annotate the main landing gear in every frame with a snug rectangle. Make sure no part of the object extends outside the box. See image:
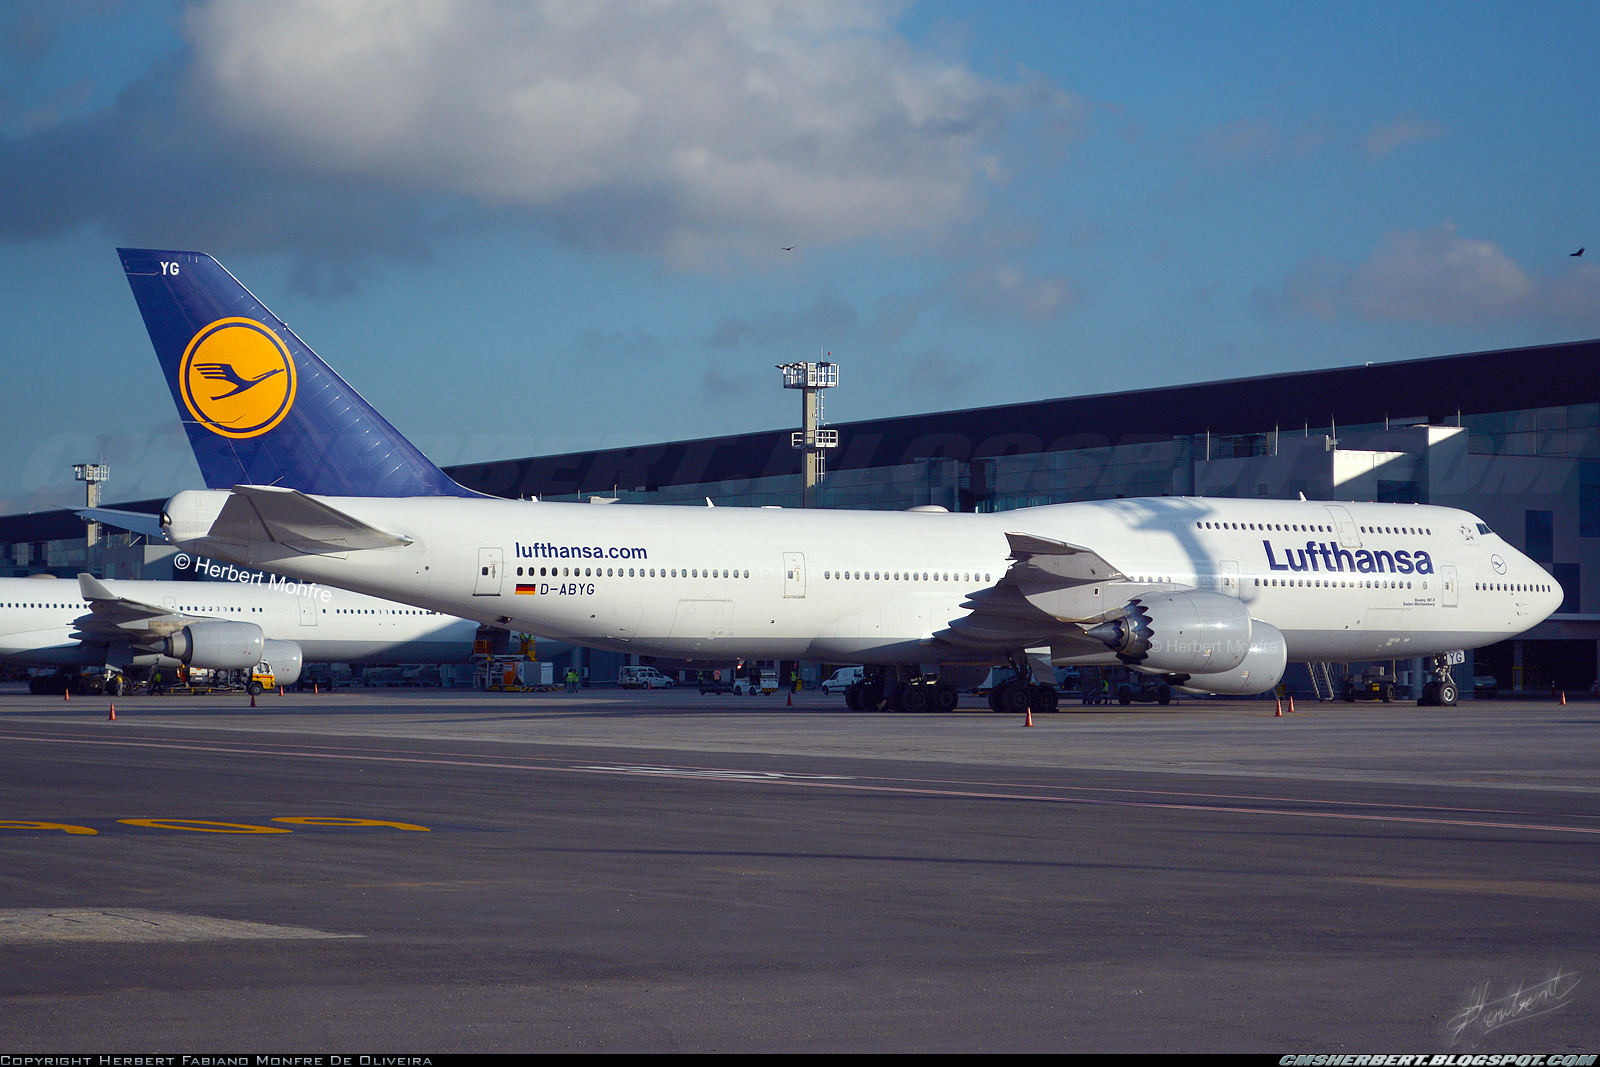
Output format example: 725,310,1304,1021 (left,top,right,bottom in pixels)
984,649,1059,714
986,678,1058,713
844,667,959,712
